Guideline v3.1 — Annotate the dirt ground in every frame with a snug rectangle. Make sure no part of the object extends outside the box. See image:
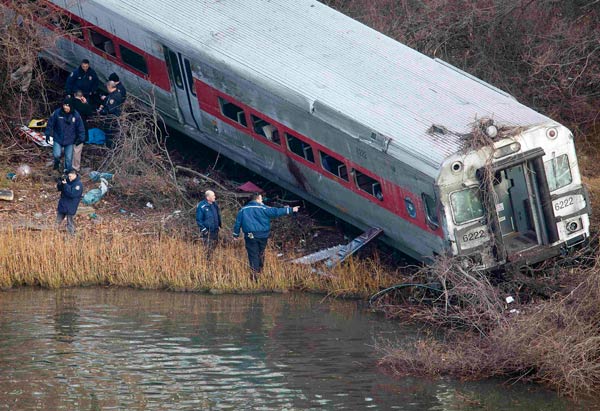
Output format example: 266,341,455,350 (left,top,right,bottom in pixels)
0,136,352,259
